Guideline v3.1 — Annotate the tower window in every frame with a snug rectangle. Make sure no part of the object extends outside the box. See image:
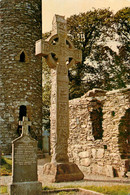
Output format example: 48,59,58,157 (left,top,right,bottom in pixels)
20,52,25,62
19,105,27,121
